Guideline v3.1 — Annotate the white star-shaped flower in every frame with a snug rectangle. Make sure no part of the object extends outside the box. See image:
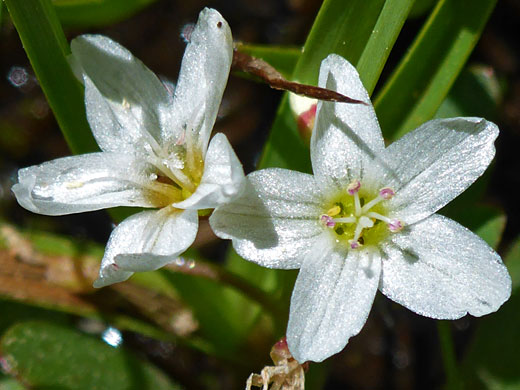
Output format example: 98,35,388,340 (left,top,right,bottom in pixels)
210,54,512,363
12,8,244,287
